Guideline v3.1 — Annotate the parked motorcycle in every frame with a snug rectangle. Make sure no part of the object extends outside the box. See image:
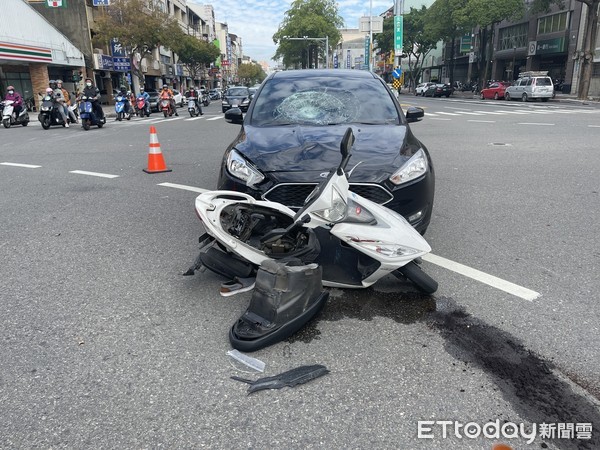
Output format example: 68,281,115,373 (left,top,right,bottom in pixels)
1,99,30,128
188,128,437,350
202,91,211,107
114,94,132,121
38,94,67,129
79,95,105,130
136,95,150,117
160,98,173,117
187,95,203,117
